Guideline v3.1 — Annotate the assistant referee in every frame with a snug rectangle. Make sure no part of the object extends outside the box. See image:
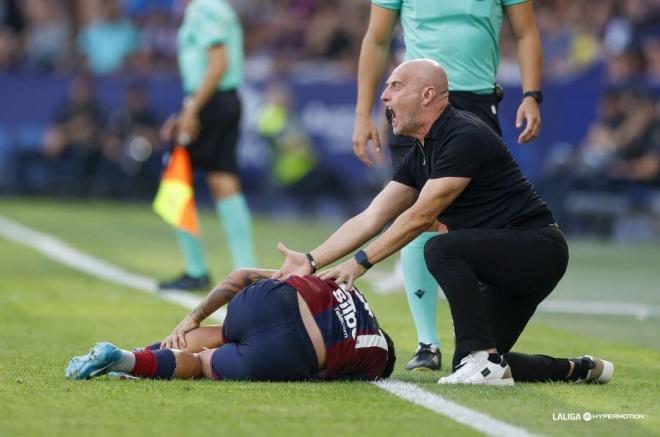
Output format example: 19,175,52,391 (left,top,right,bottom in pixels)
351,0,544,372
159,0,256,291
